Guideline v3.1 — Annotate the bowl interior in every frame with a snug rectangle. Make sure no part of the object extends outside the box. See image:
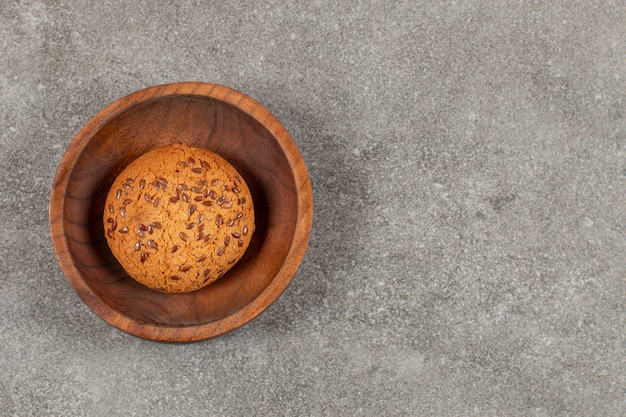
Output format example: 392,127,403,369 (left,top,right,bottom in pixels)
63,94,297,327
